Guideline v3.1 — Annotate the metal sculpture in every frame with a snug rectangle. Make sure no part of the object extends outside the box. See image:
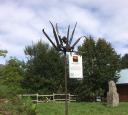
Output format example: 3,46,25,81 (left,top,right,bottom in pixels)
42,21,82,115
42,21,83,53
